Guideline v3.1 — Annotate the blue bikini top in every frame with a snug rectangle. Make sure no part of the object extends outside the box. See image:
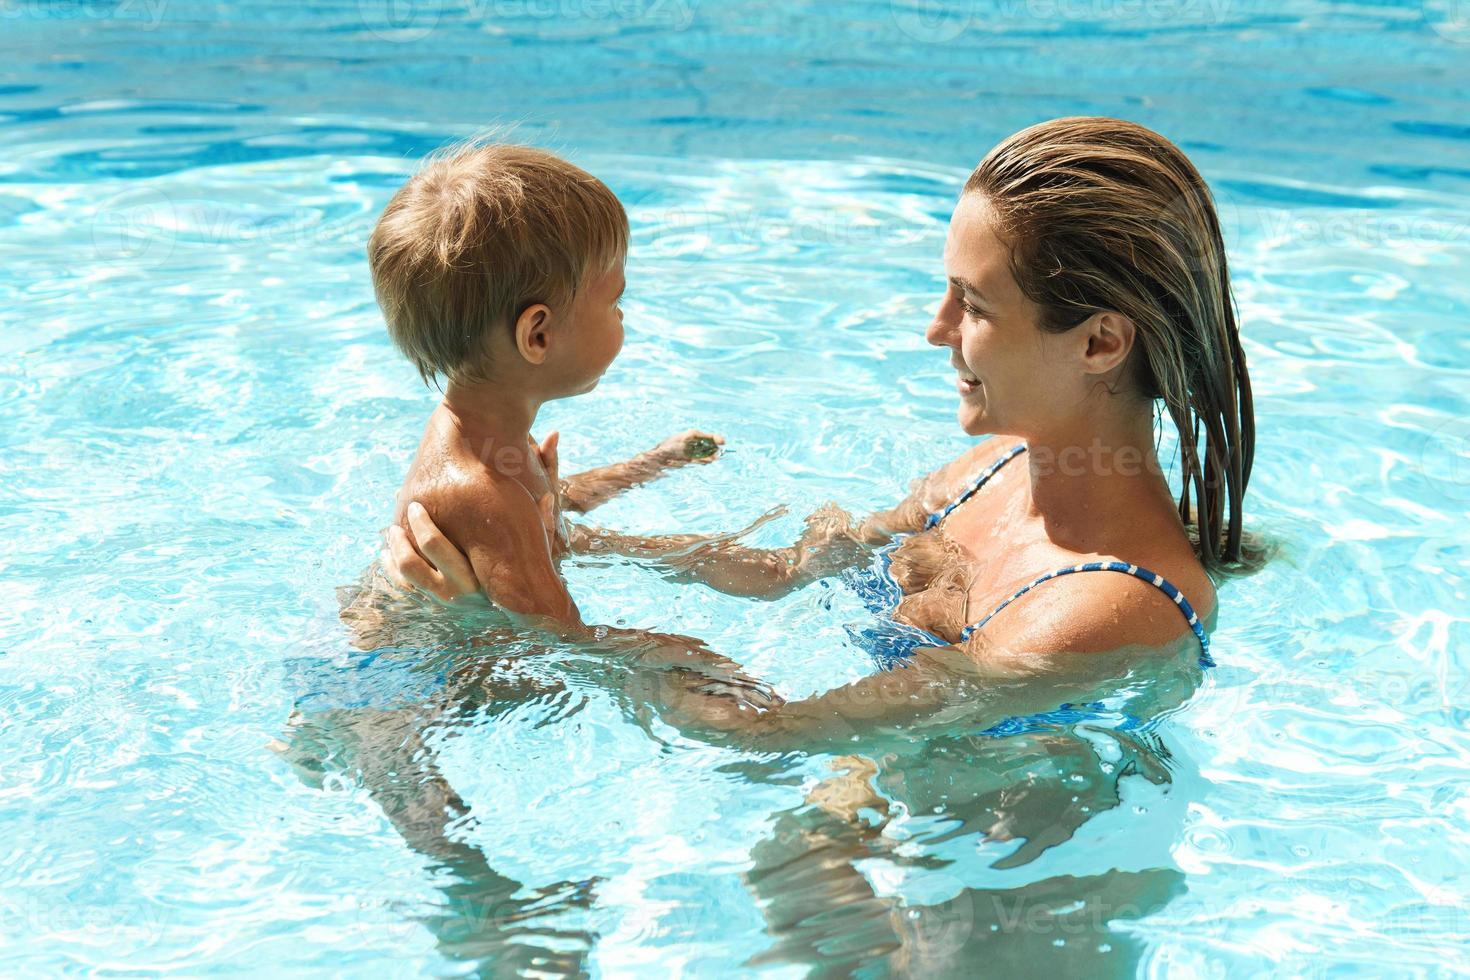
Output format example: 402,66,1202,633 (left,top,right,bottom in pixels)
843,442,1213,670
